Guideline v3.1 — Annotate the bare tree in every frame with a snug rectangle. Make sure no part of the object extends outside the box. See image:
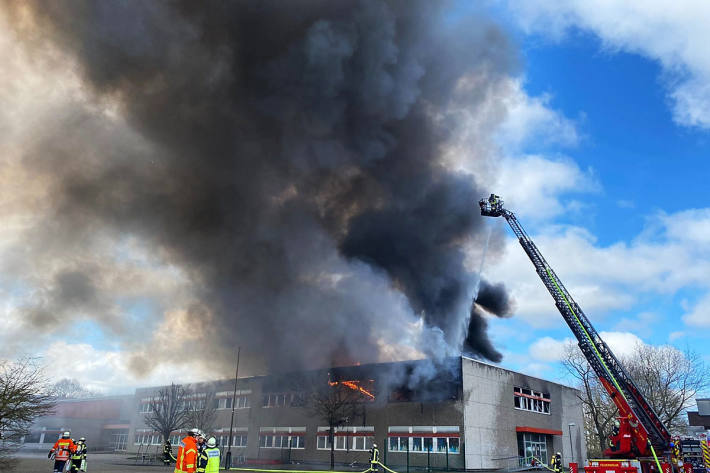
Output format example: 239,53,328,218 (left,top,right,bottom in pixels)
562,343,617,457
51,379,98,399
185,389,217,436
563,342,710,457
0,357,55,471
624,344,709,433
310,379,364,470
144,383,191,444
